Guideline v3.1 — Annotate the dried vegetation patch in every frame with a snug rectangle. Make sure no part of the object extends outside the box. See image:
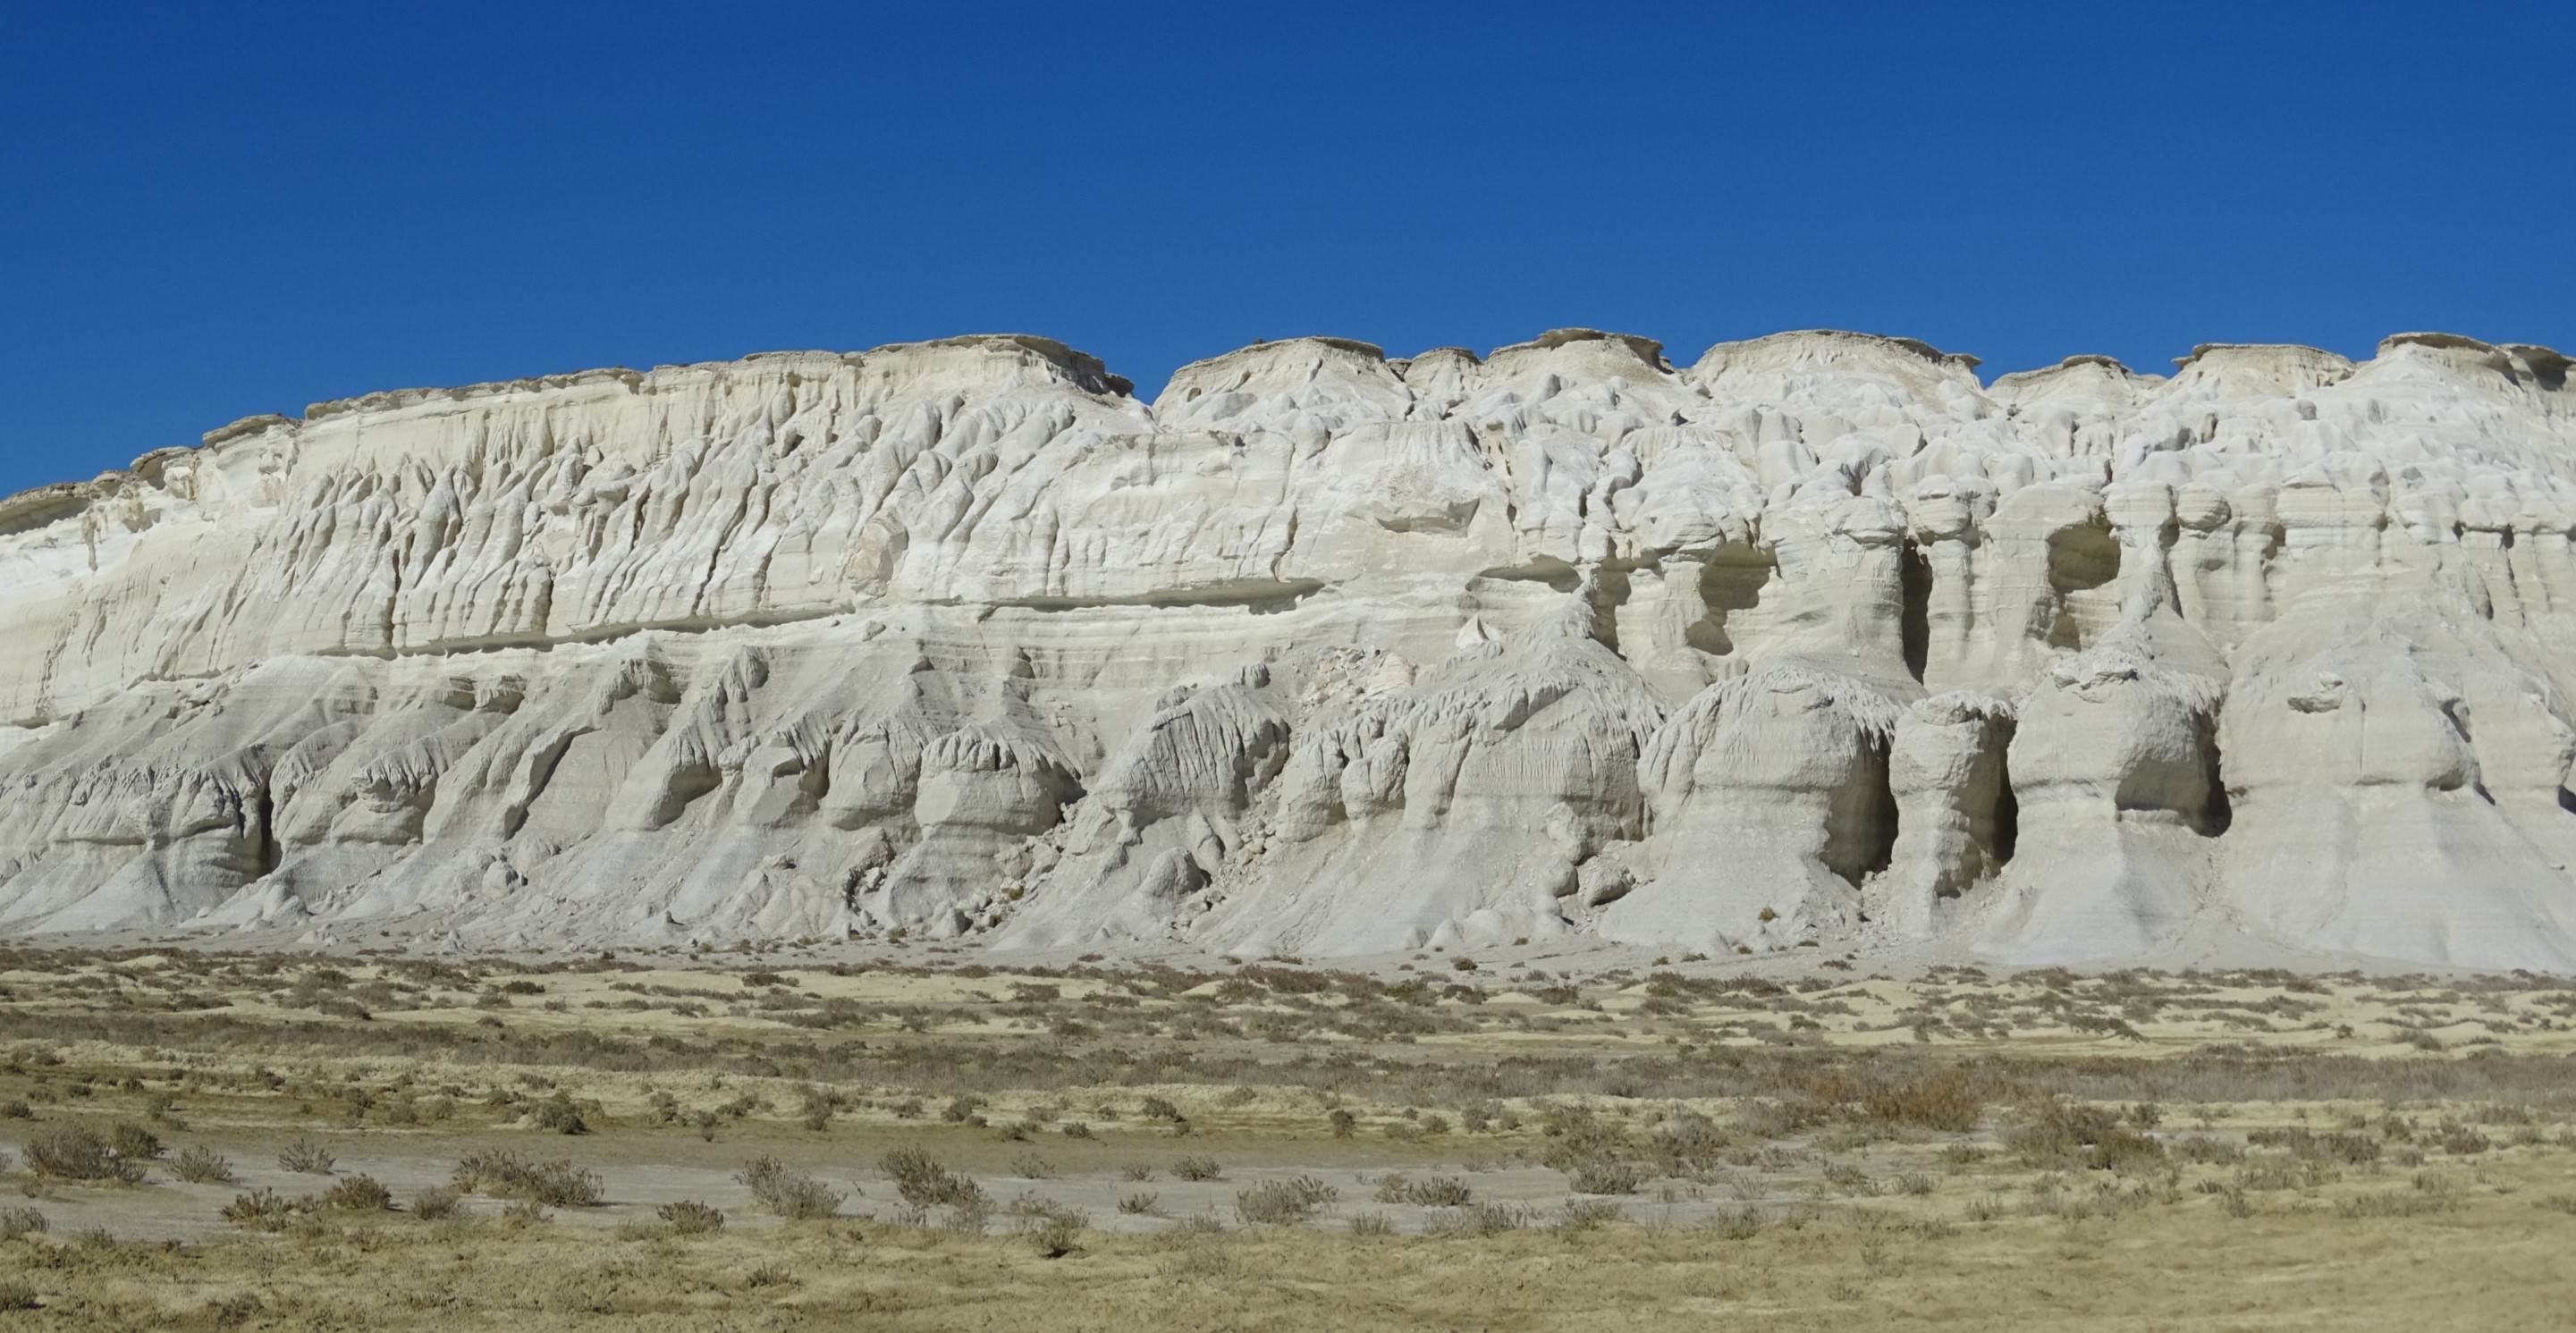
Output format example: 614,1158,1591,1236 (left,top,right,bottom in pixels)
1,947,2574,1327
